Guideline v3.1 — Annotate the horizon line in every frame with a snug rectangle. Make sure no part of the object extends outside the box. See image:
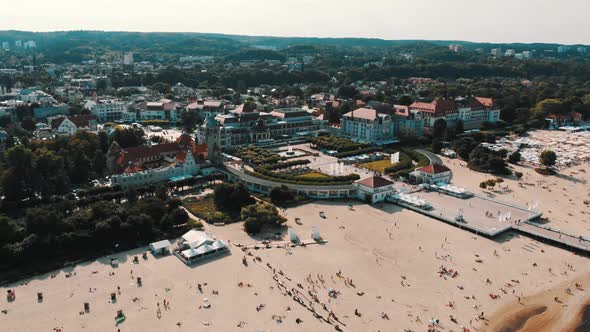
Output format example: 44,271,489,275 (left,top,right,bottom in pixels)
0,29,587,47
